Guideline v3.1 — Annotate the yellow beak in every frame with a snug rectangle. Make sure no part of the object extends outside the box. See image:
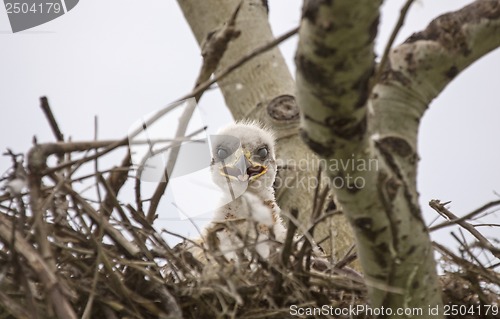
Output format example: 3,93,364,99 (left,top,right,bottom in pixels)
219,151,267,182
